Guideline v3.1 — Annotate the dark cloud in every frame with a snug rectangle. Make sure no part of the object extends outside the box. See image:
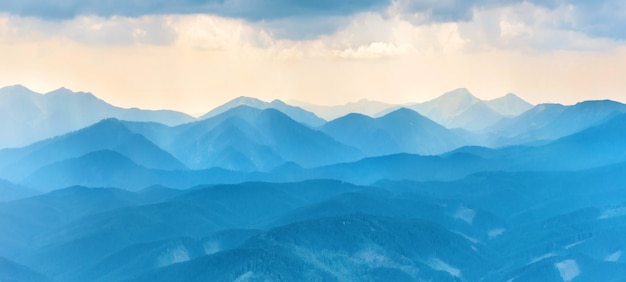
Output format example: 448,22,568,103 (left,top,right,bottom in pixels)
0,0,389,20
0,0,624,41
